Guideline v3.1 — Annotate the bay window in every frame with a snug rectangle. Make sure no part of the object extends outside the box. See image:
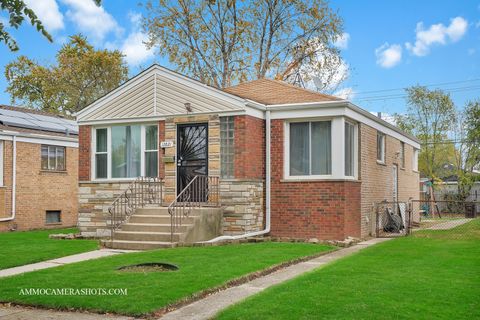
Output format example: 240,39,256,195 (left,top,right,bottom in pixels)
289,121,331,176
93,124,158,179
